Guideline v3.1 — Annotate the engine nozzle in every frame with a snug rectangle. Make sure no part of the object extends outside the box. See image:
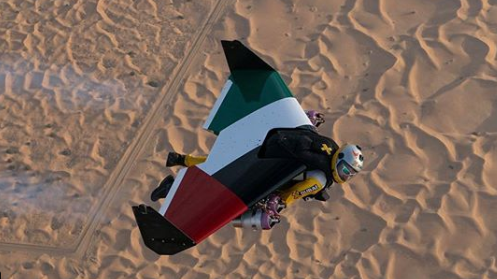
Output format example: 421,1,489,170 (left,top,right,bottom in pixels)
232,209,280,230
